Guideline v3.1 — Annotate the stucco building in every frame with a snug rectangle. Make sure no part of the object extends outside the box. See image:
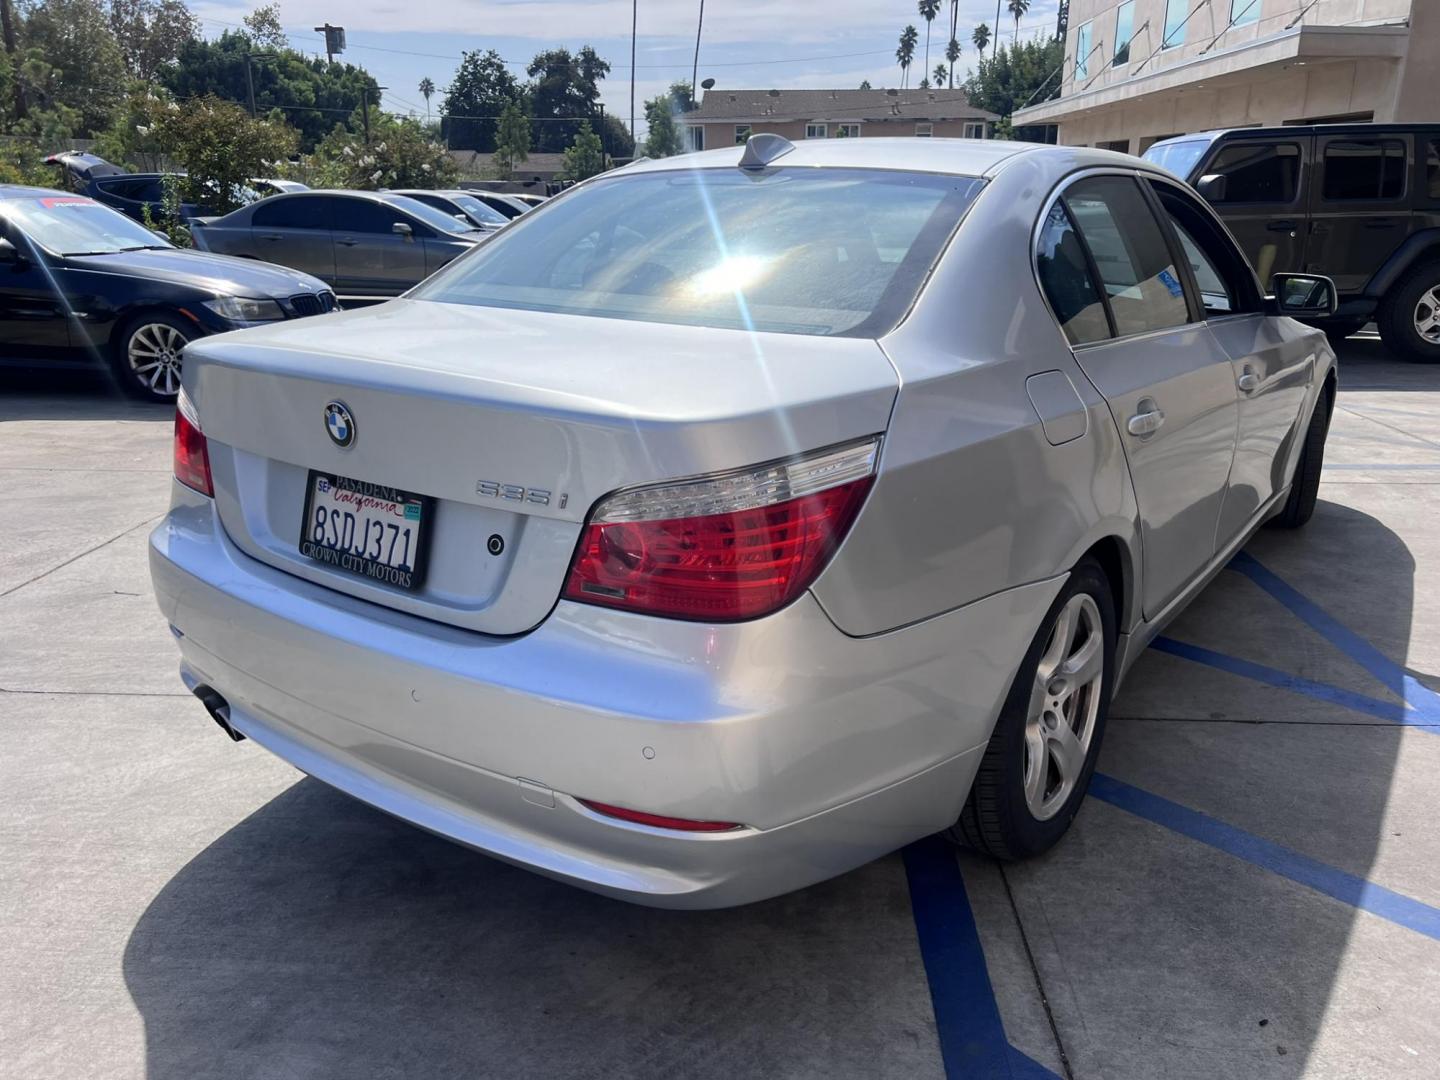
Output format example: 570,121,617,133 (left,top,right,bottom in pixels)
681,88,998,151
1014,0,1439,153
